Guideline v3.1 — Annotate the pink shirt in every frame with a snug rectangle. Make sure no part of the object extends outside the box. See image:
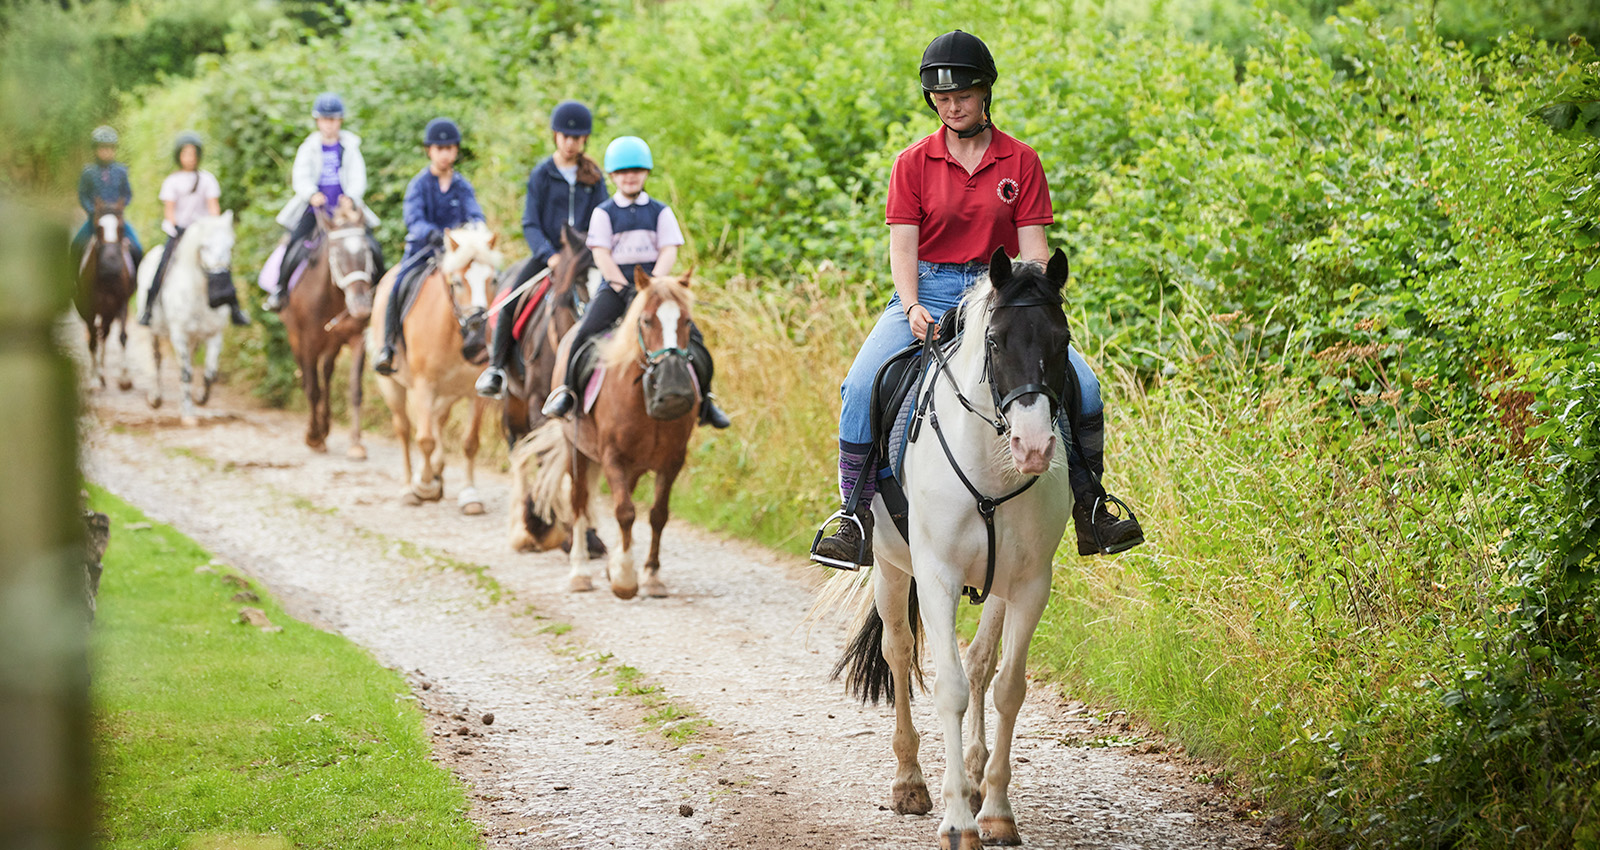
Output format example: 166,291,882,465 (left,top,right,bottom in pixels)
586,191,684,267
159,169,221,229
